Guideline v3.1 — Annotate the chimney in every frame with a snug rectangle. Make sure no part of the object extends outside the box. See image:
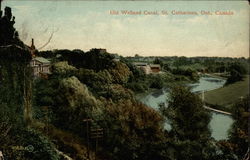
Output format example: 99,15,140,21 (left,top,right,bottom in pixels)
30,38,36,57
31,38,35,49
32,38,34,46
